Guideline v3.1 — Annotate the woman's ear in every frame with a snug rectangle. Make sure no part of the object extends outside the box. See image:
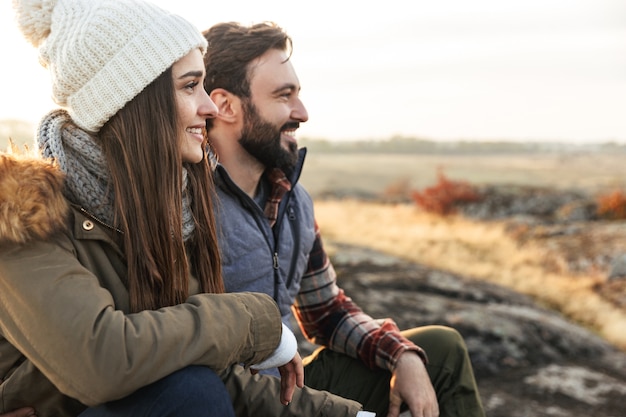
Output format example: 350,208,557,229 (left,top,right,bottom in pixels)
209,88,240,124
